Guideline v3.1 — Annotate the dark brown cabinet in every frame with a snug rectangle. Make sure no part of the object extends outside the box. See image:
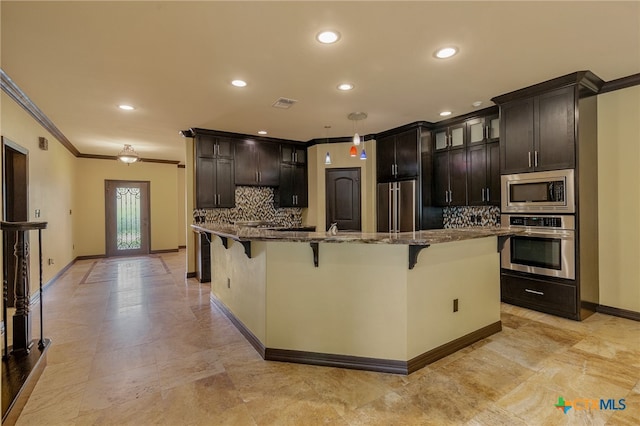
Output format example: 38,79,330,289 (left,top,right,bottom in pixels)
281,144,306,165
376,129,420,182
279,163,307,207
499,86,575,174
467,142,500,206
195,135,235,208
433,149,467,206
434,123,466,151
235,141,280,186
